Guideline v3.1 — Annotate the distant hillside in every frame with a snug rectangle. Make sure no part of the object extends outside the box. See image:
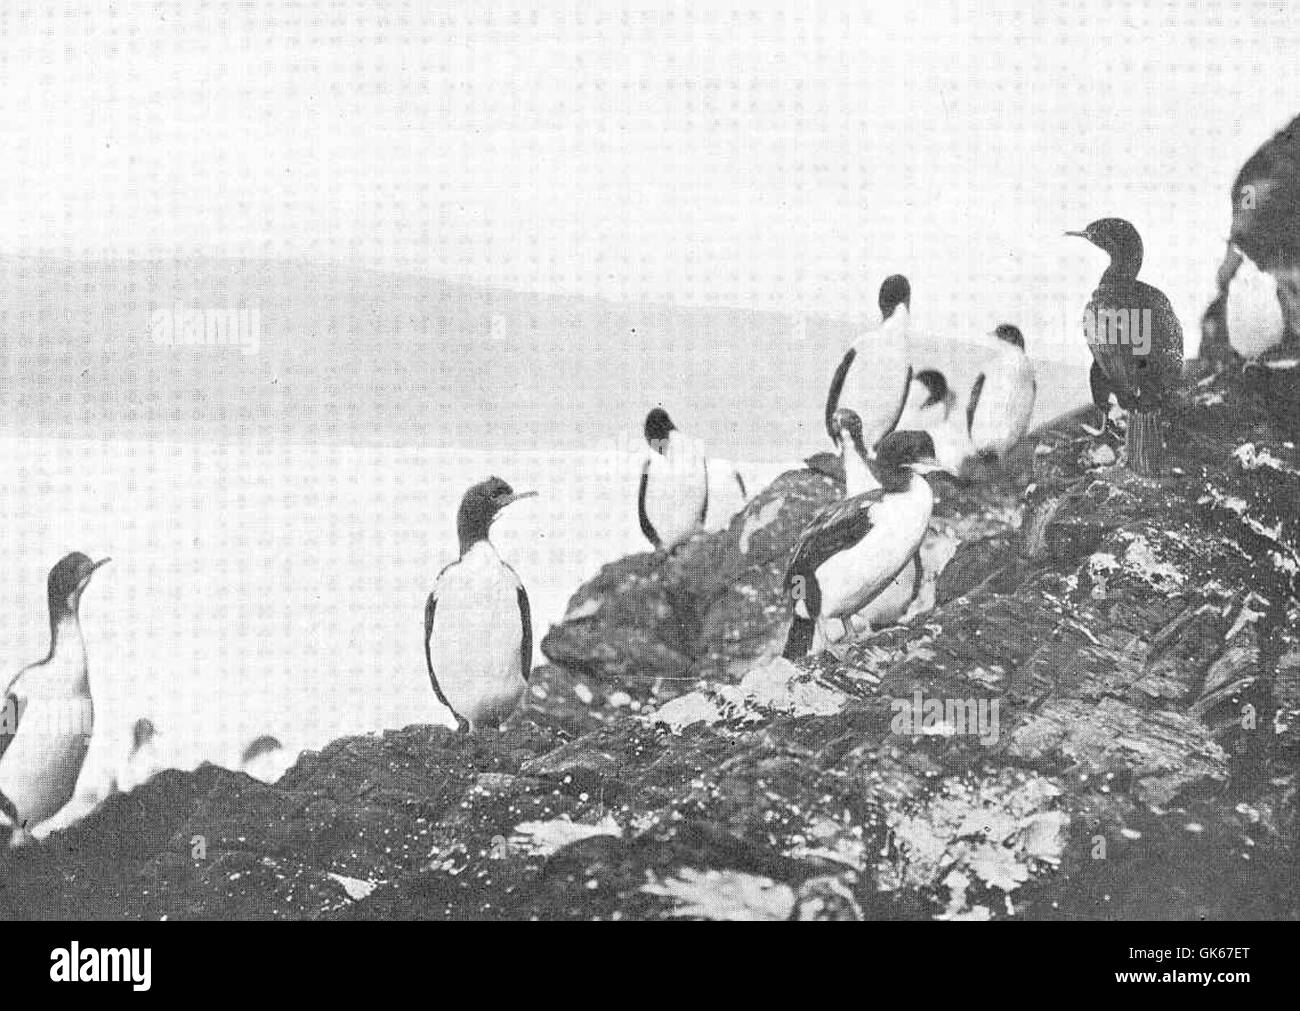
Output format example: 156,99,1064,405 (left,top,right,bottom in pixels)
0,257,1085,461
